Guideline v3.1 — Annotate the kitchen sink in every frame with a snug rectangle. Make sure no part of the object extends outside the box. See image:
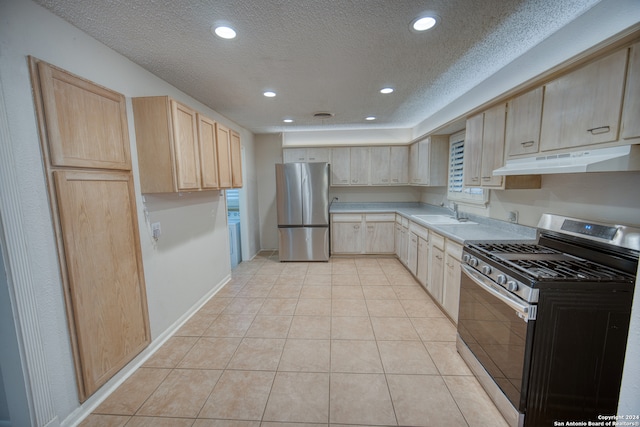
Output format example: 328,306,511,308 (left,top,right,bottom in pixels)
411,215,477,225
